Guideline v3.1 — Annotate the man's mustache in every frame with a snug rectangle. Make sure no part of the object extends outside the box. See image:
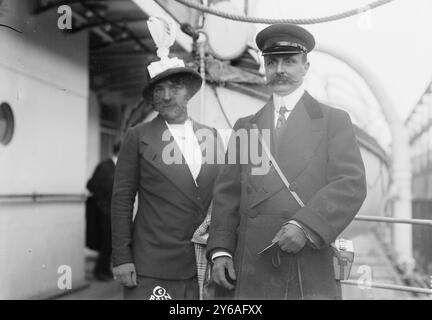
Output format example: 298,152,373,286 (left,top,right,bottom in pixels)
267,74,298,85
160,103,187,112
267,74,292,85
160,102,179,108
